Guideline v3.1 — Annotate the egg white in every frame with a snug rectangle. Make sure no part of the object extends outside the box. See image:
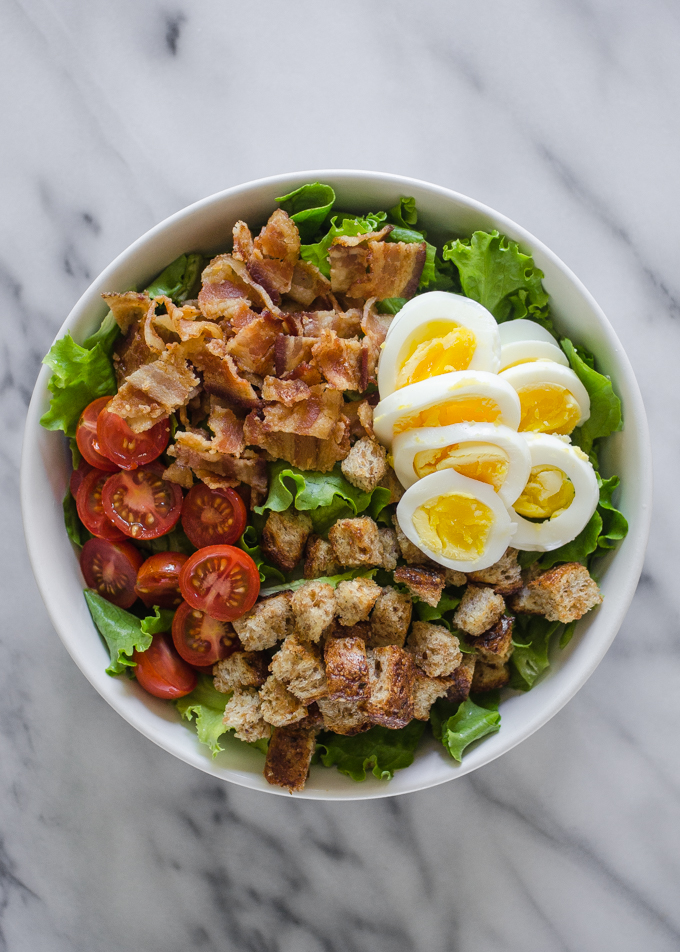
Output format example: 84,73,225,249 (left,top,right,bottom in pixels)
499,361,590,430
